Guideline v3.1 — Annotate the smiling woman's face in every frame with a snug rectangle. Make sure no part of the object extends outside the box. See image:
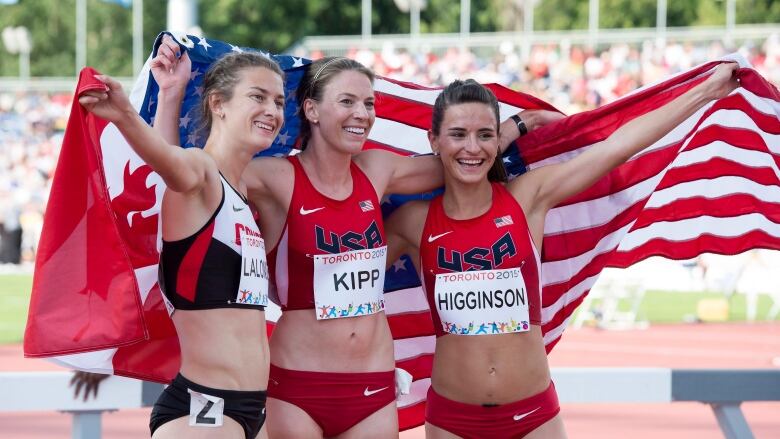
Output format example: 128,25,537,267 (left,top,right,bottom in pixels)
430,102,499,185
309,70,376,155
